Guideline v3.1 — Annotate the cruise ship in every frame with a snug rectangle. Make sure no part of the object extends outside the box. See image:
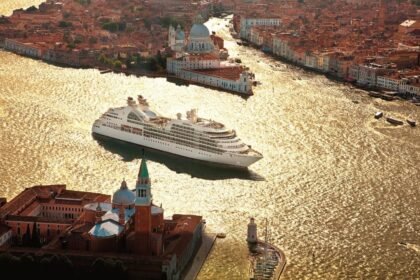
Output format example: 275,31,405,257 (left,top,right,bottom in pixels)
92,96,263,168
